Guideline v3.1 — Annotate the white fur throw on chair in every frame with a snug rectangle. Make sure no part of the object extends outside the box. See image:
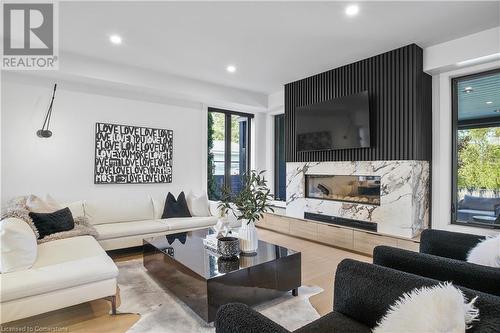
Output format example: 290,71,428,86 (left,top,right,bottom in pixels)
467,234,500,268
373,282,478,333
